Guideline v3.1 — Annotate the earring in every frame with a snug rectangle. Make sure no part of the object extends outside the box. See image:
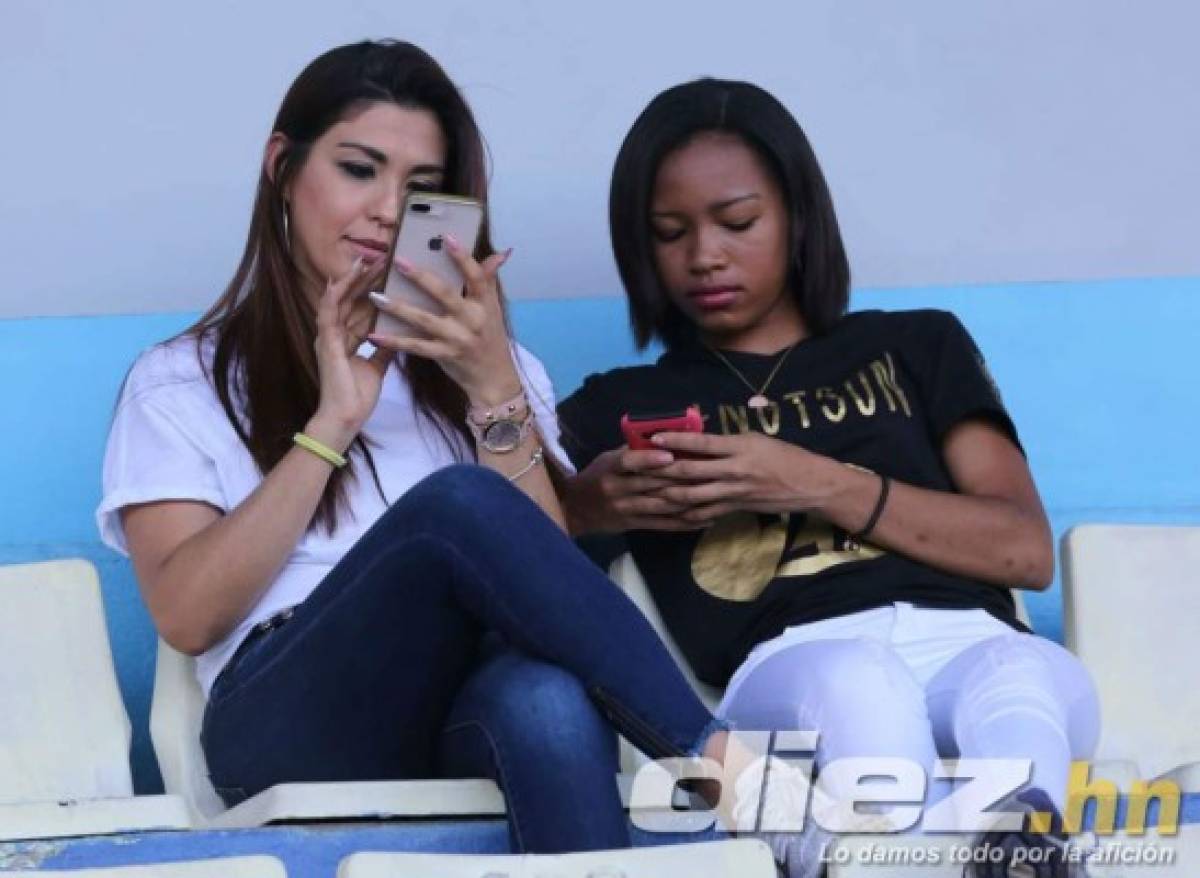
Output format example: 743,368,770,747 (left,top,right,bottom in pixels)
282,203,292,253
